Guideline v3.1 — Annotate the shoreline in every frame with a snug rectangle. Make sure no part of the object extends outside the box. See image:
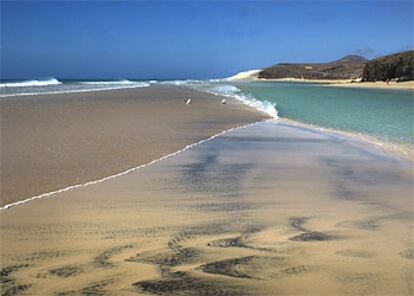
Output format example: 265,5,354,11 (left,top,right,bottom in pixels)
327,80,414,90
253,78,414,90
1,83,412,208
0,120,269,211
167,83,413,160
0,85,268,206
0,84,151,98
2,116,411,212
